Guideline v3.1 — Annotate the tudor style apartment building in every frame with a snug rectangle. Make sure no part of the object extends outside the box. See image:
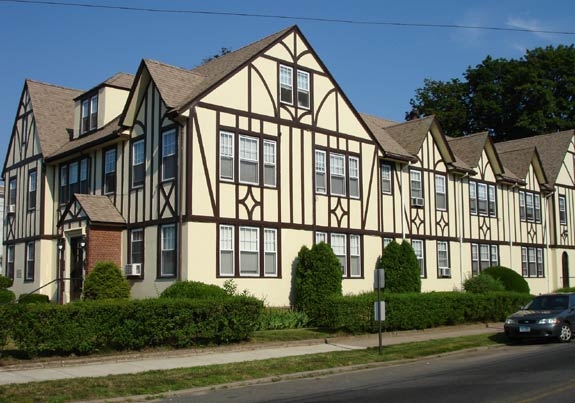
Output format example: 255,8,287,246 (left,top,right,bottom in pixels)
3,26,575,305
